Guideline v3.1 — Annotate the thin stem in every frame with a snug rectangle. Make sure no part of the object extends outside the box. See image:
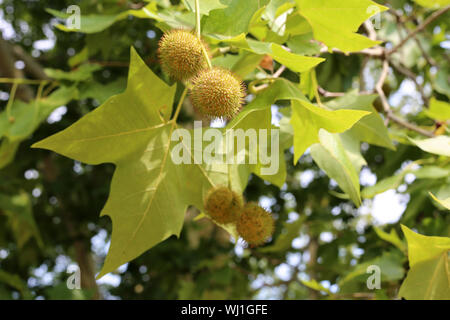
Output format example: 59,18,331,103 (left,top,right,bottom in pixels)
194,0,212,69
195,0,201,39
201,45,212,69
6,82,18,122
31,81,47,127
0,77,52,85
171,87,188,123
